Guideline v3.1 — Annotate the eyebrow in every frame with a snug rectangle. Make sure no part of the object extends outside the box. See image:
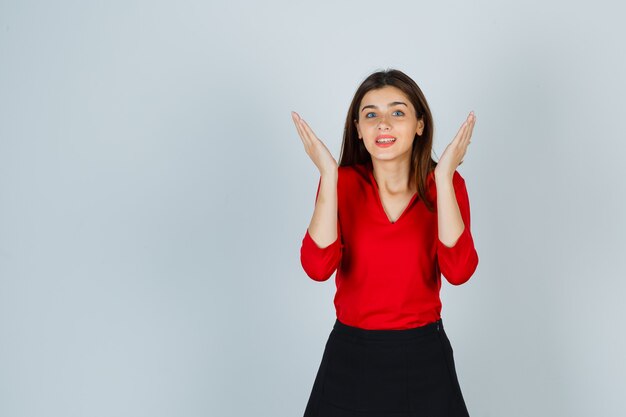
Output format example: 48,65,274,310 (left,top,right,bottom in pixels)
361,101,408,113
